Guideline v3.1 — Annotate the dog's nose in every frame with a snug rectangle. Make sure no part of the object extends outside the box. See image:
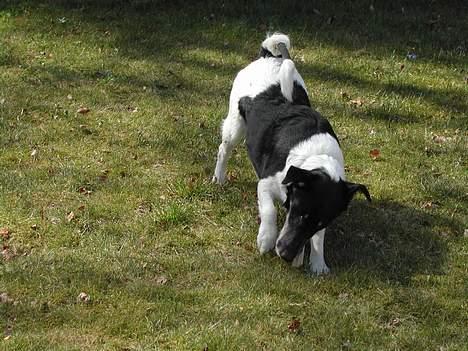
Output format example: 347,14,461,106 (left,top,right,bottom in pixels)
276,240,295,262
